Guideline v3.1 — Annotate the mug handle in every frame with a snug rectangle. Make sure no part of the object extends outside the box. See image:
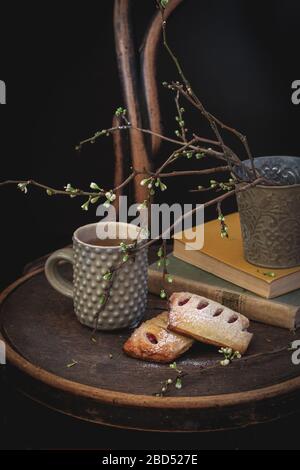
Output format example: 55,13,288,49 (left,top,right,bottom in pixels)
45,248,74,298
